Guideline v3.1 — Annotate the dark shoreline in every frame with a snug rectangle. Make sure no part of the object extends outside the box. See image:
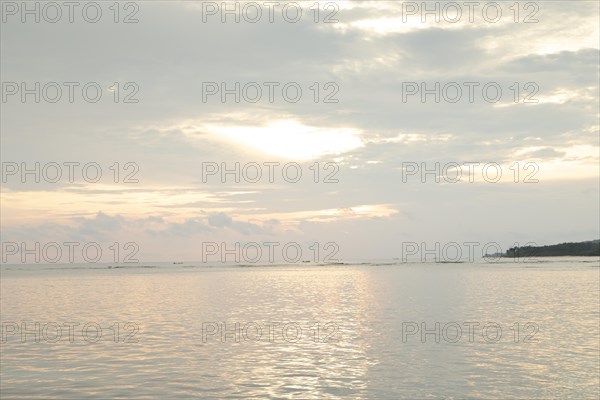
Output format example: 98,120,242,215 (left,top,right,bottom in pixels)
495,240,600,258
